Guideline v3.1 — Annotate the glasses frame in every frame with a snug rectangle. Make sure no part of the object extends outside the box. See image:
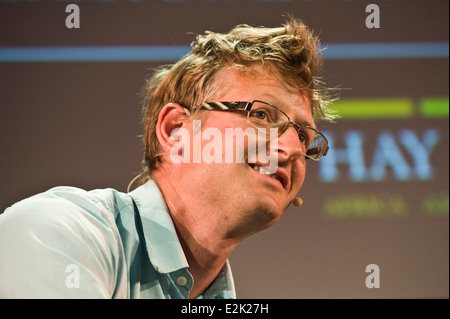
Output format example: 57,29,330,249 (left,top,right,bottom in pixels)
200,100,329,161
